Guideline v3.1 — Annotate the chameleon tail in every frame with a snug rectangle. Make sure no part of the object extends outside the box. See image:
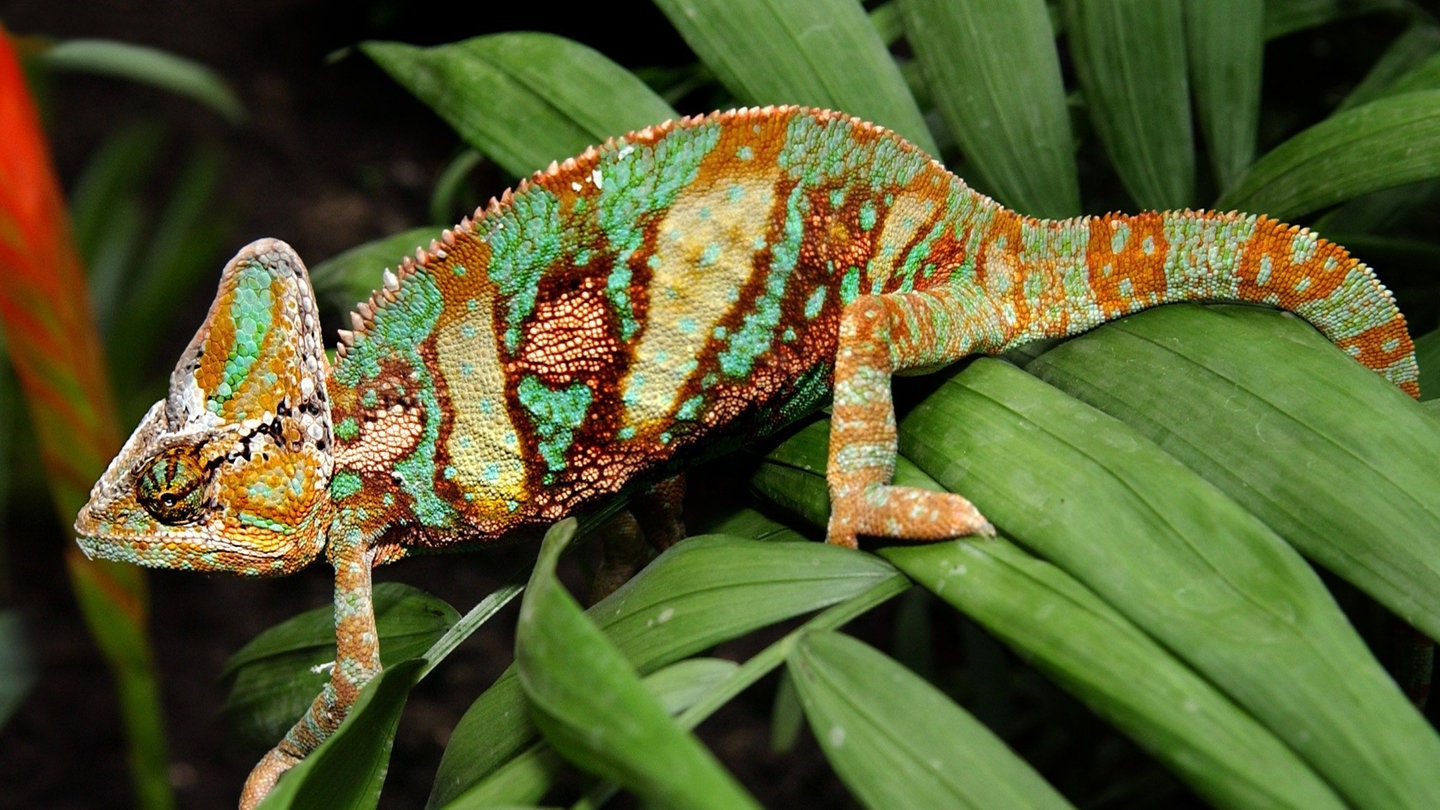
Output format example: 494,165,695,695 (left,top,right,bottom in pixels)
1073,210,1419,397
